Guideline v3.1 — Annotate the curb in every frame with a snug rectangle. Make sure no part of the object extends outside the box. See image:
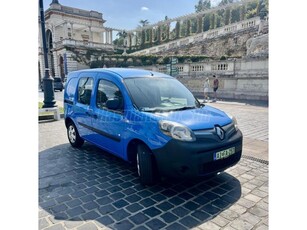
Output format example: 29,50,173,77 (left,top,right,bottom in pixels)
39,113,64,121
